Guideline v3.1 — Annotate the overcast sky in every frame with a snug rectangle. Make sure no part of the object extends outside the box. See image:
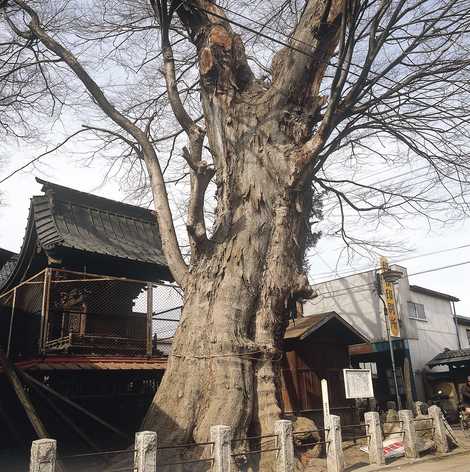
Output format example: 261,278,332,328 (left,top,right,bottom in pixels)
1,148,469,317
